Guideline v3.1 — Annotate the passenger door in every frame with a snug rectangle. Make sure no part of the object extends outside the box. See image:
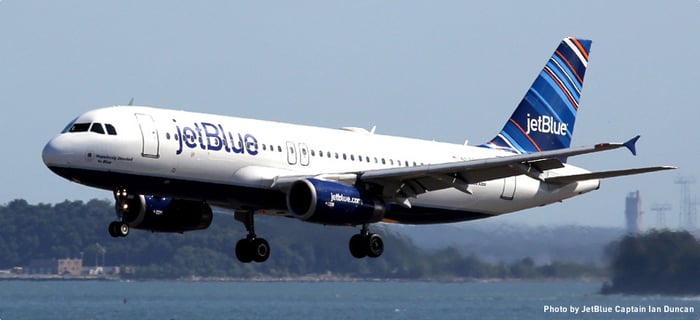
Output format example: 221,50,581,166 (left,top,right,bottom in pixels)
135,113,160,158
